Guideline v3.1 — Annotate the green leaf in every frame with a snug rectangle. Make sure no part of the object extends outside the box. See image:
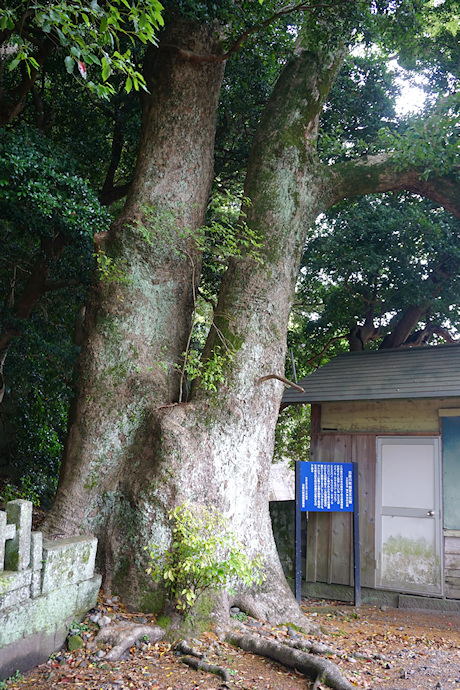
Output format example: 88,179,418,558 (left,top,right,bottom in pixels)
64,56,75,73
8,57,21,71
